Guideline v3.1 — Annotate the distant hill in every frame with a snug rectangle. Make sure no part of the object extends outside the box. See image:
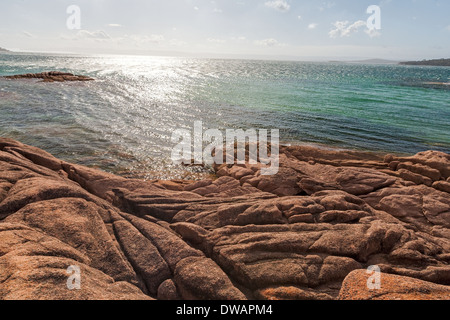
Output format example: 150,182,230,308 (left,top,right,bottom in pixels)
329,59,399,65
350,59,399,65
0,47,10,52
400,59,450,67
